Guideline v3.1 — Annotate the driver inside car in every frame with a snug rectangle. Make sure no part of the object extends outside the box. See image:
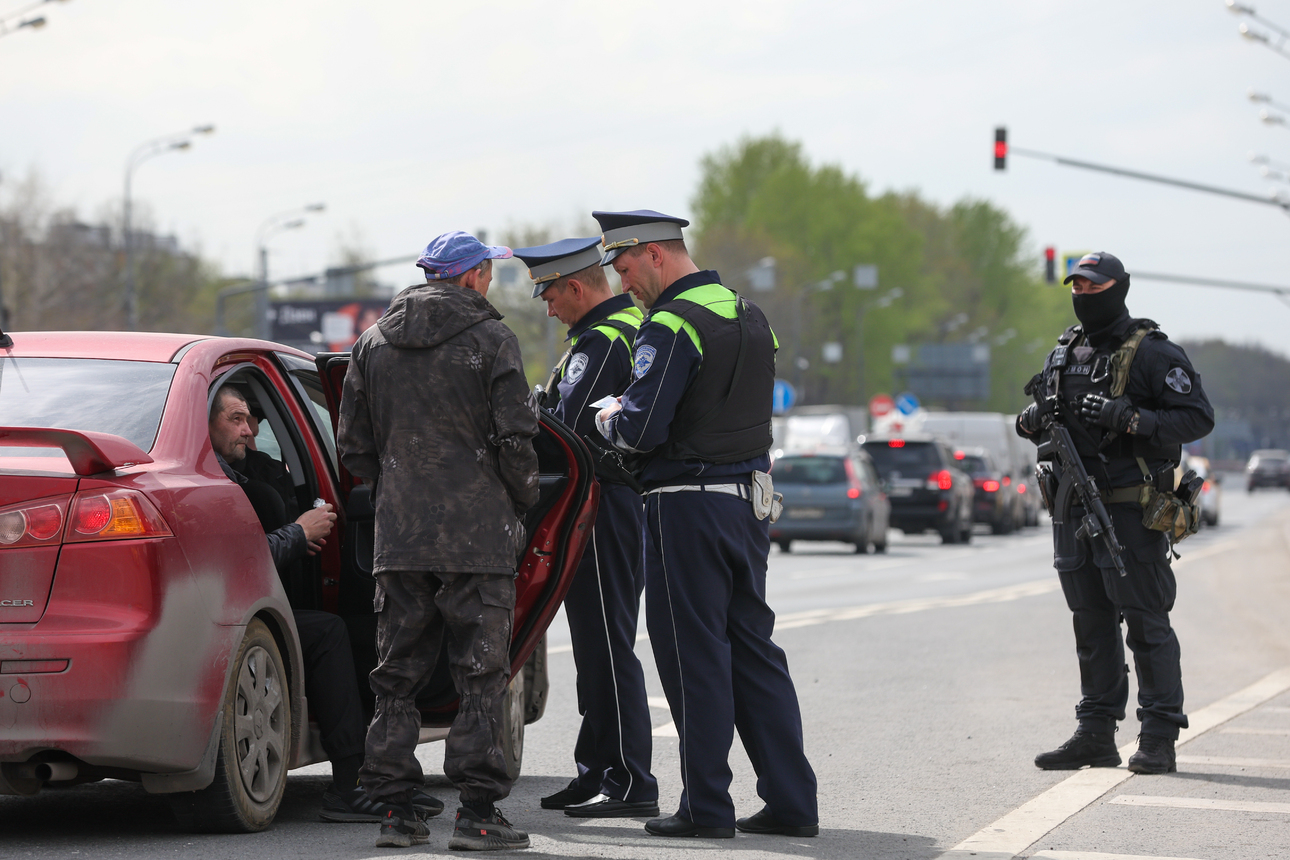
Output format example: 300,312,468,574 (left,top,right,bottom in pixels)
207,384,444,823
